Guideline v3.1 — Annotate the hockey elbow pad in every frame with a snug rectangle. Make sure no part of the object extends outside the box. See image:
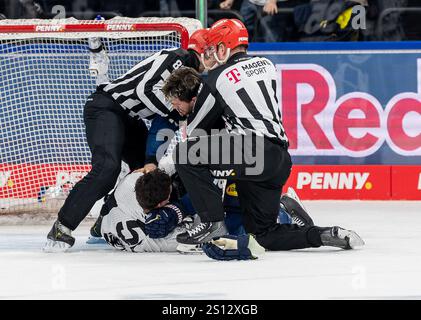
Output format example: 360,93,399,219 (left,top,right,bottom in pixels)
145,204,184,238
202,234,265,261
